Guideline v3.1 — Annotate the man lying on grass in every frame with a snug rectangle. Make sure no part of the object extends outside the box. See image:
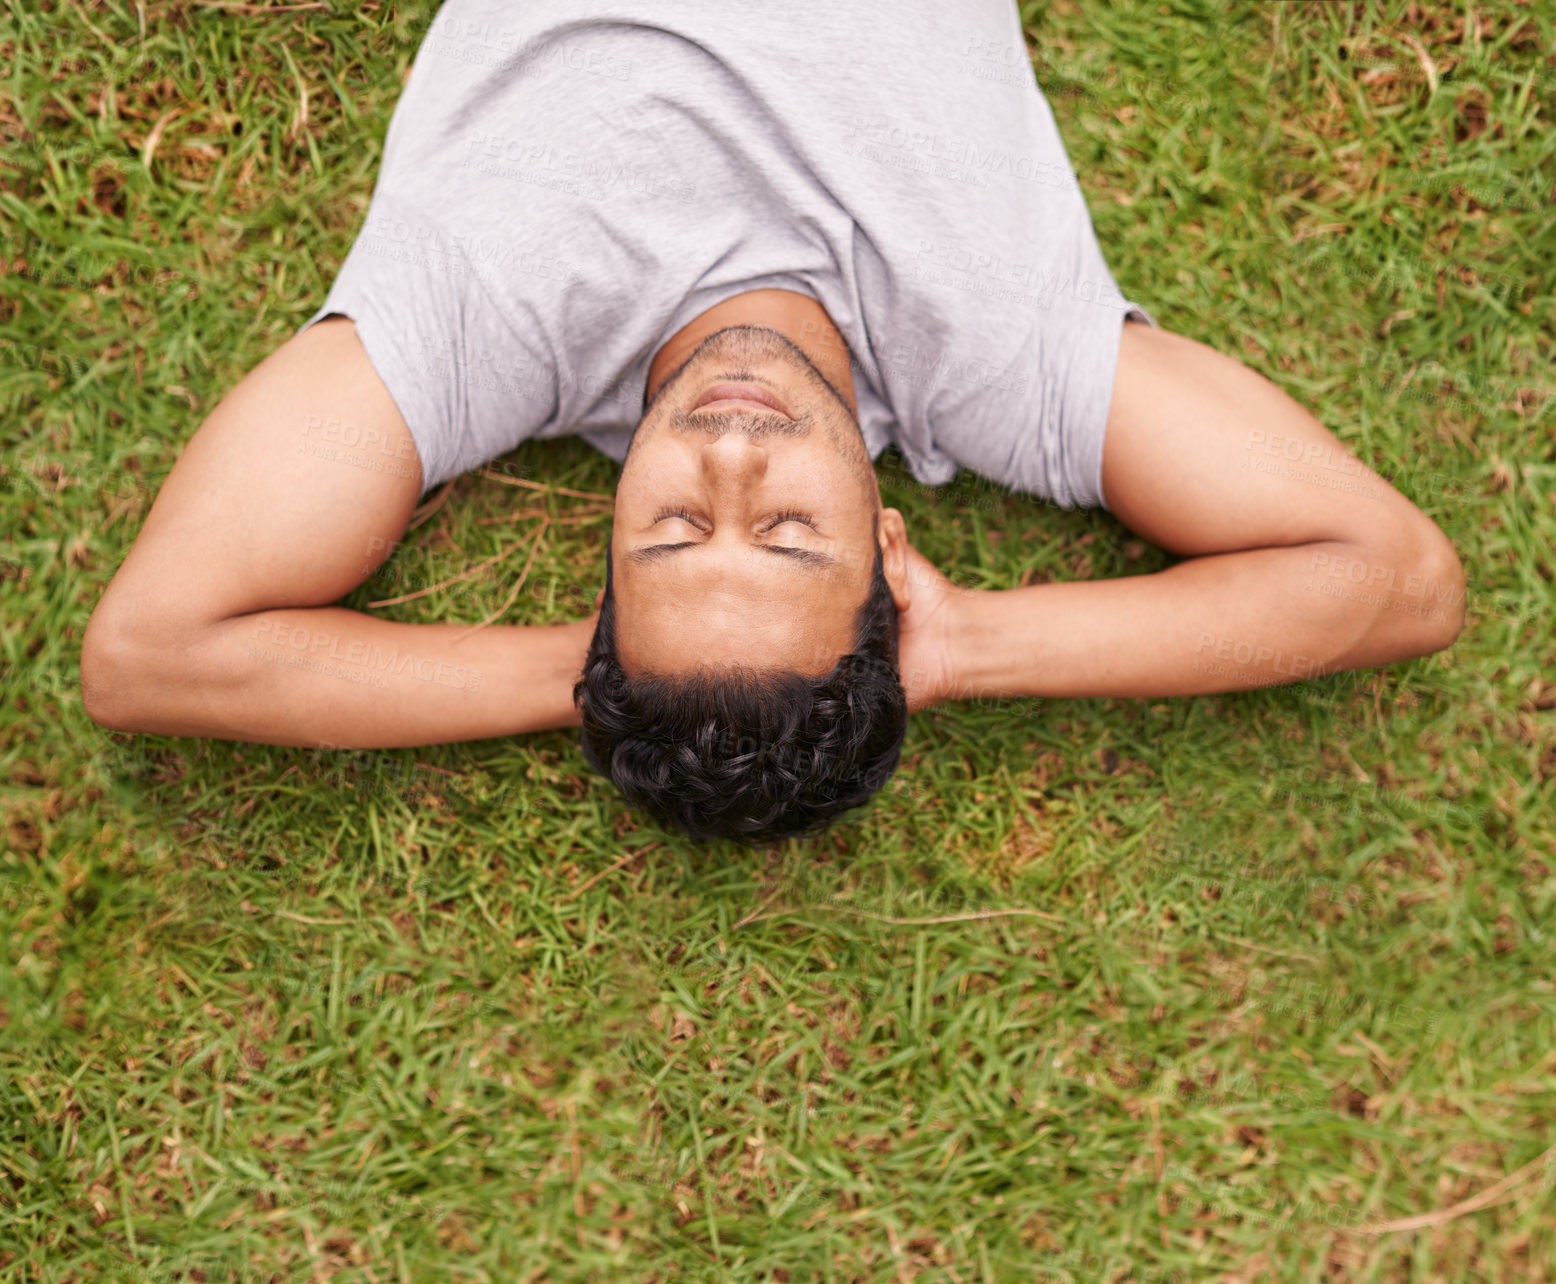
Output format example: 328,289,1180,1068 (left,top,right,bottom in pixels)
81,0,1465,843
